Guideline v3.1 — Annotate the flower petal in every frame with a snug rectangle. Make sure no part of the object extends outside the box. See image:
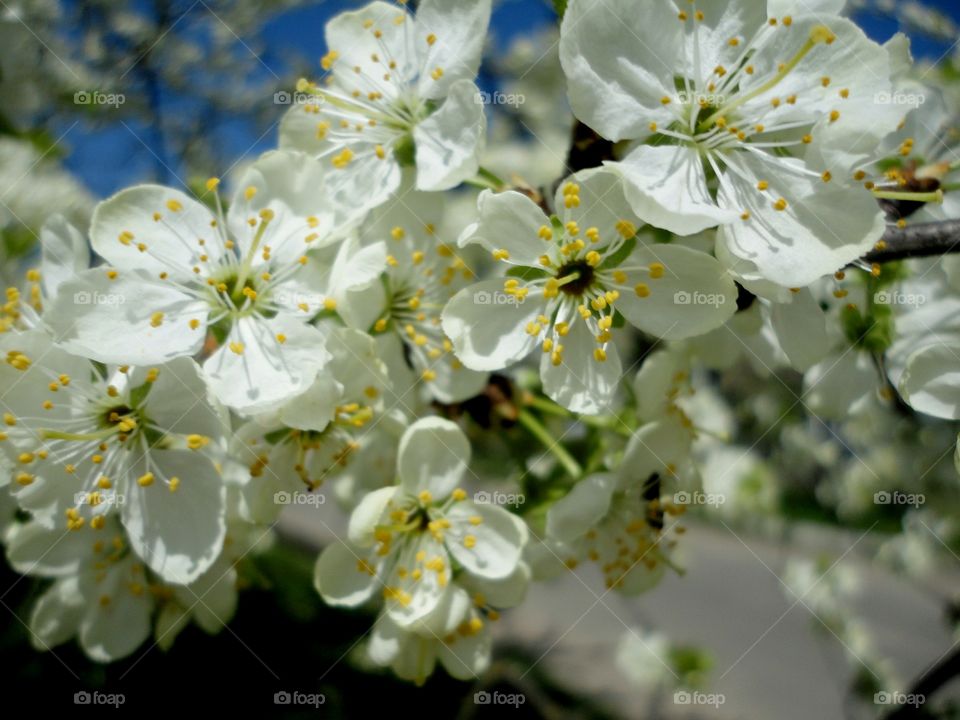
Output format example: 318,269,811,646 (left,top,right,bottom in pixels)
90,184,218,275
121,450,226,584
442,279,545,371
46,269,208,365
398,417,469,498
540,309,623,414
615,243,737,340
612,145,738,235
445,501,527,579
414,79,485,191
415,0,491,99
